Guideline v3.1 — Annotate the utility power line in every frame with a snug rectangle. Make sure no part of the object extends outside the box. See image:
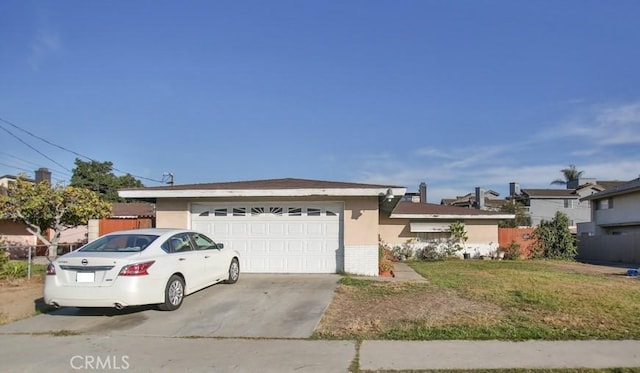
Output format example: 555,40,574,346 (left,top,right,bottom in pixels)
0,116,165,184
